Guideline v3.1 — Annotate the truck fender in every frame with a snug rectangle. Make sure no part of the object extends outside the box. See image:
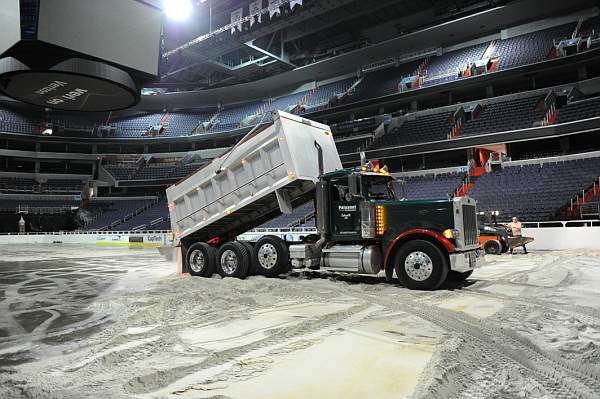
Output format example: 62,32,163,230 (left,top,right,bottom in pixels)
383,229,455,269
